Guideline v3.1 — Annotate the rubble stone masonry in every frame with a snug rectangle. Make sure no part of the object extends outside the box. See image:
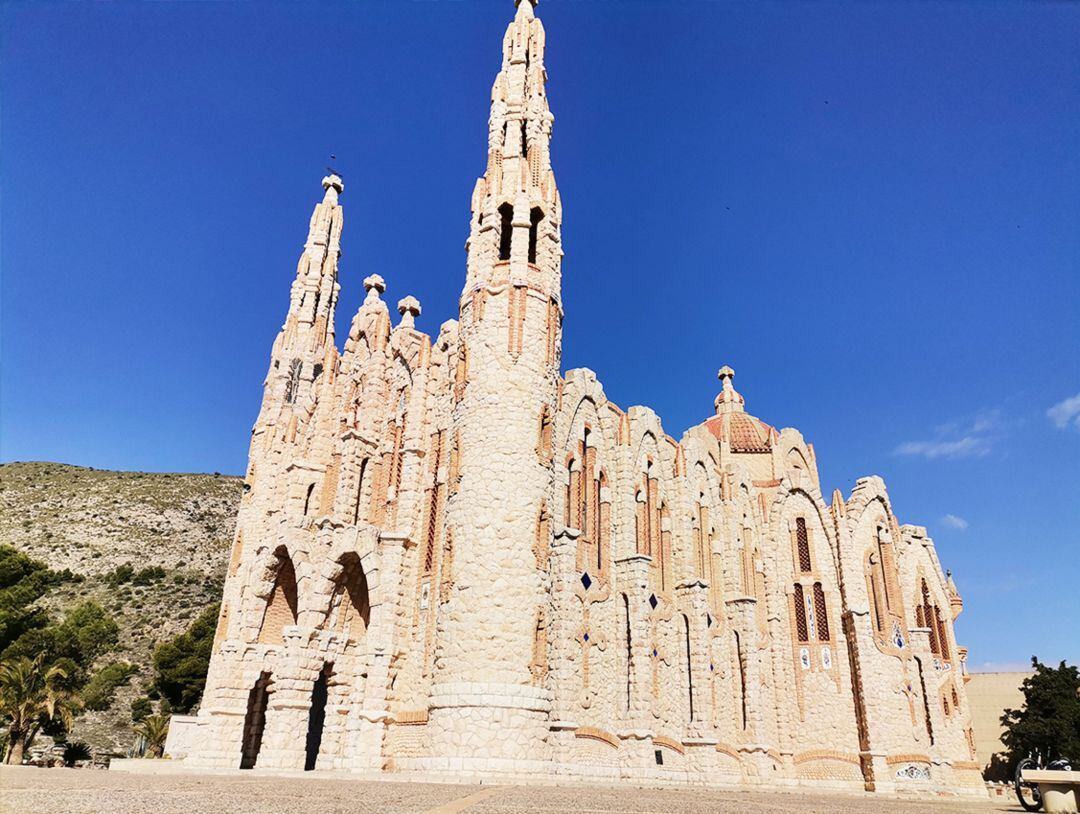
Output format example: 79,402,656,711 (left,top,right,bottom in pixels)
184,0,983,796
